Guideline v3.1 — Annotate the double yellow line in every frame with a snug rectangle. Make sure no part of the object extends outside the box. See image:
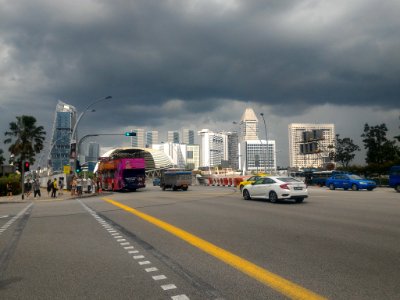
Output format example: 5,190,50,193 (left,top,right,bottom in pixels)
103,197,326,300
